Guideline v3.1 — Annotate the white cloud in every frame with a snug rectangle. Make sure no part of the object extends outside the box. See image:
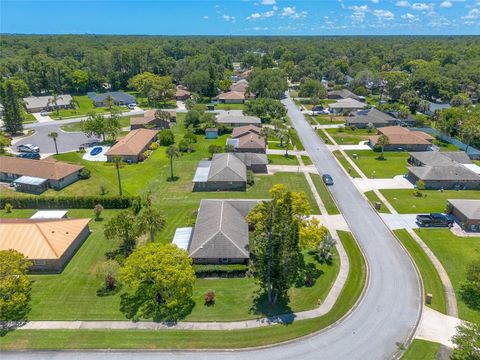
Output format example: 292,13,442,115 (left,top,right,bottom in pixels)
246,9,276,20
203,15,209,20
260,0,276,4
440,1,453,8
222,14,236,22
401,12,418,20
373,9,395,19
348,4,369,23
463,8,480,19
281,6,307,19
248,13,261,19
395,1,411,7
411,3,431,10
371,0,380,3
